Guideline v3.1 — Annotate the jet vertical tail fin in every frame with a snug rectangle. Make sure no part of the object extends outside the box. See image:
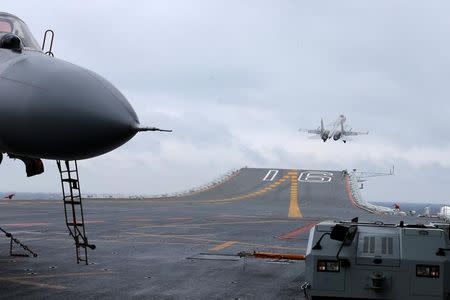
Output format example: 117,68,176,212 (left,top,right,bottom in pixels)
320,118,324,133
